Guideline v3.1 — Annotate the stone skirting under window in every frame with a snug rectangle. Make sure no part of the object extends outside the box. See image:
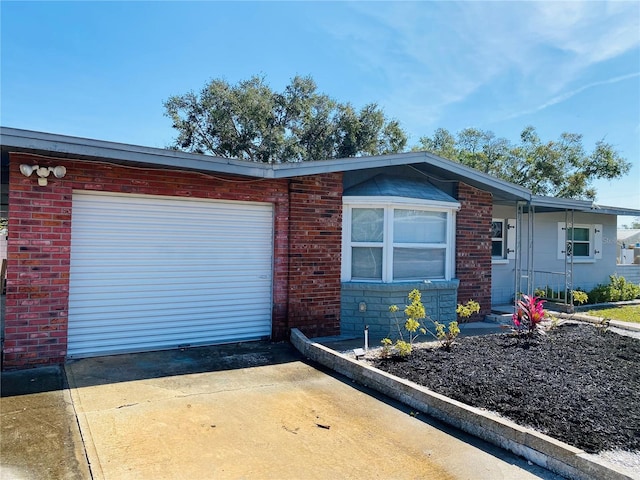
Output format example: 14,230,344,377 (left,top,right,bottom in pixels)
340,280,460,340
